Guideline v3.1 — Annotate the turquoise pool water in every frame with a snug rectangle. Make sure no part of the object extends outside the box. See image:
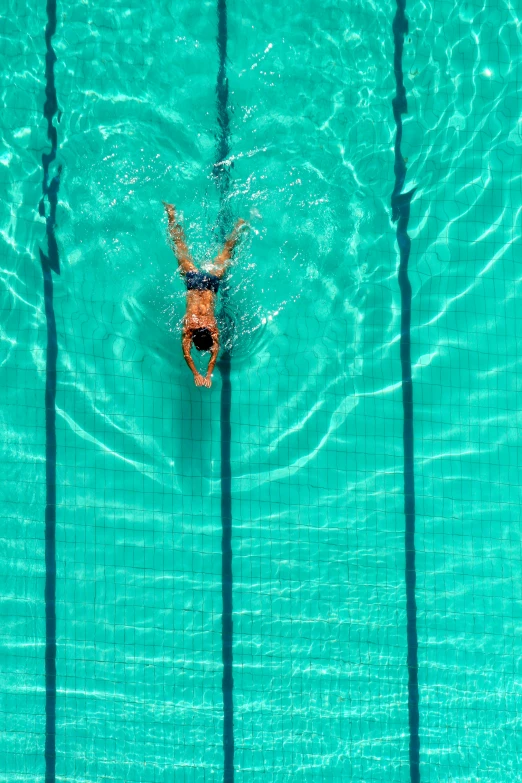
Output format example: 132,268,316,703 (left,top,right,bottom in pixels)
2,0,522,781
